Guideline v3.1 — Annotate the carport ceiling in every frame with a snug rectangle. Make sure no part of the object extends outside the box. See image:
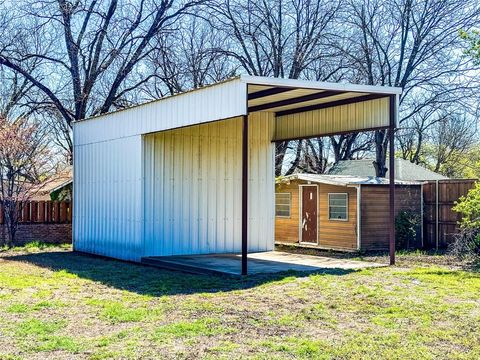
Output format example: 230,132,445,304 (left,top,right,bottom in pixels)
247,84,390,116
